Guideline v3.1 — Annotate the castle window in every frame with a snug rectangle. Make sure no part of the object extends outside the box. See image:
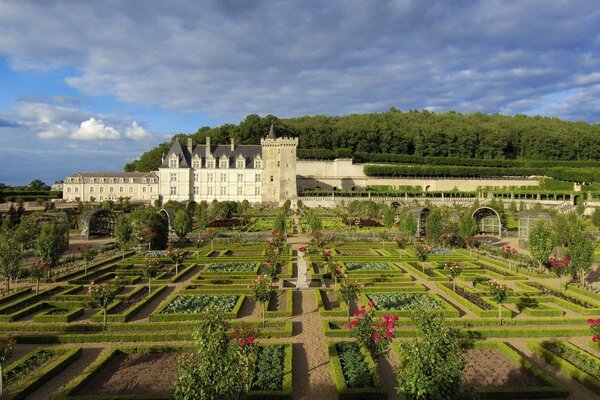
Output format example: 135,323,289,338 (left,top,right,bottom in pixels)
206,157,215,168
129,187,133,193
109,178,114,183
119,186,124,193
119,178,124,183
194,186,199,195
169,155,179,168
170,173,177,182
109,187,113,193
255,187,261,195
237,186,243,195
254,159,262,169
219,155,229,169
90,187,94,193
277,161,280,167
193,157,201,169
237,173,243,183
208,187,213,195
100,178,105,183
270,176,274,182
99,187,104,193
129,178,134,183
74,187,79,193
194,173,199,182
255,173,261,182
142,187,146,193
208,173,213,183
236,157,245,169
220,186,226,195
220,173,227,183
170,186,177,195
90,178,95,183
